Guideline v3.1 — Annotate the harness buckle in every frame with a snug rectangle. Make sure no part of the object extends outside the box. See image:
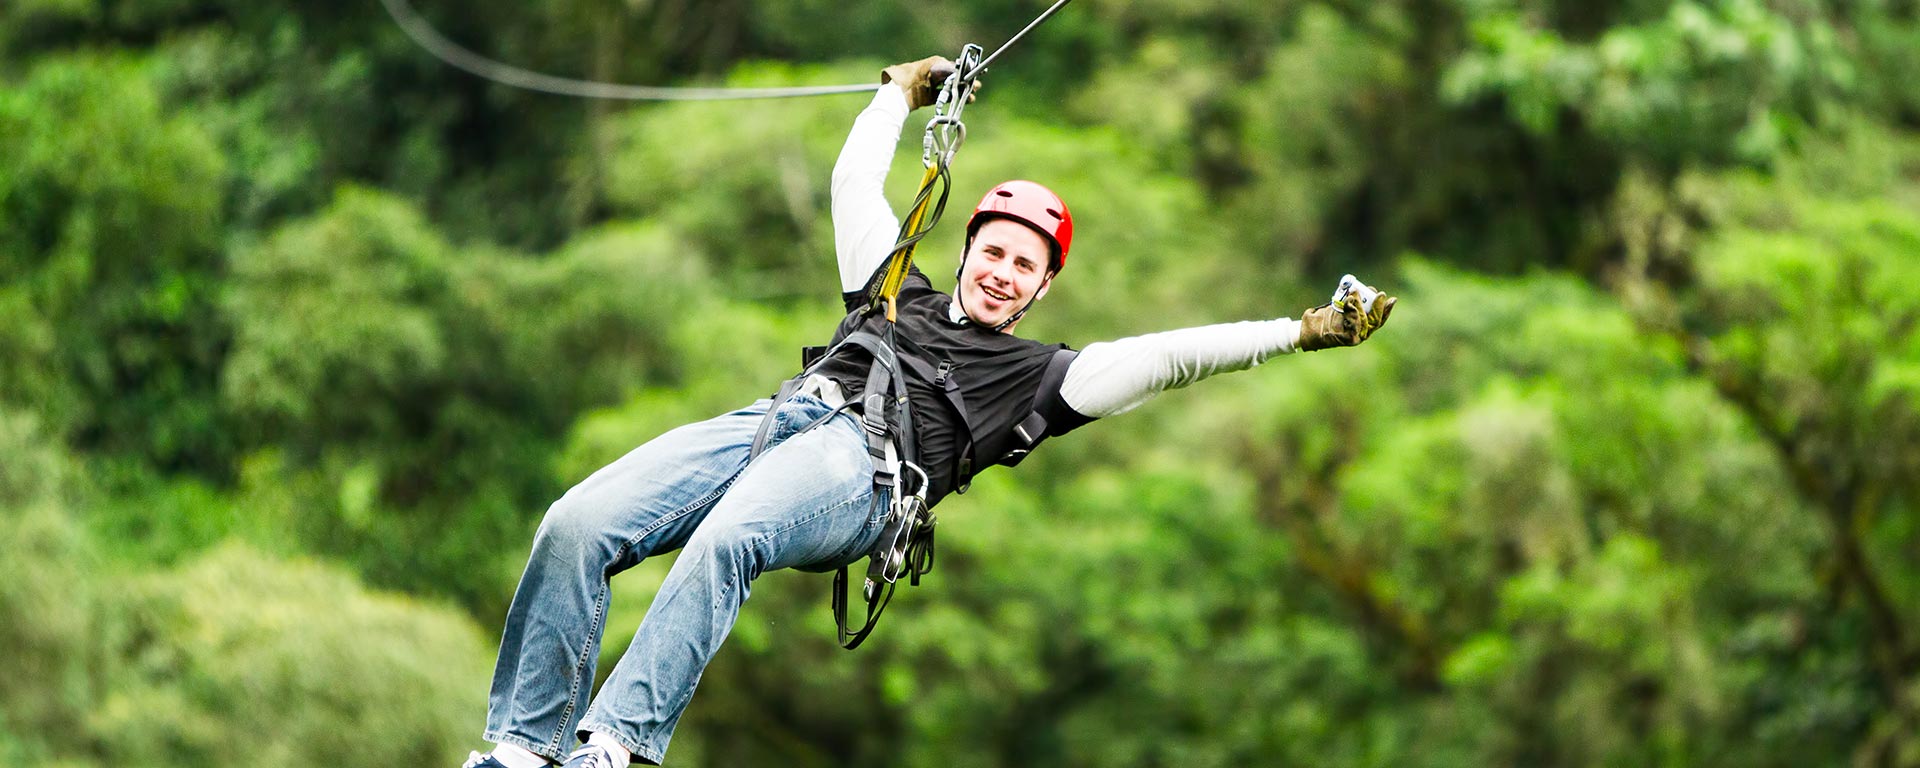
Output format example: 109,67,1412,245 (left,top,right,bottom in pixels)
872,461,932,586
861,392,888,435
